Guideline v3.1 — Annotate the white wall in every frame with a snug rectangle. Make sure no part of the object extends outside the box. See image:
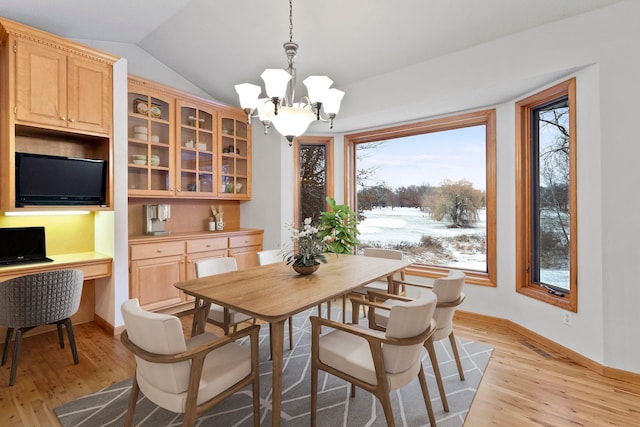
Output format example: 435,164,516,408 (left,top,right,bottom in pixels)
244,1,639,373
